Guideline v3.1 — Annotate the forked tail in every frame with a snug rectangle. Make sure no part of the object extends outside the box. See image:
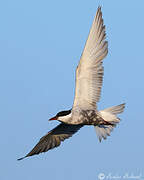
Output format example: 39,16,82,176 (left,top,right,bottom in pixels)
95,103,125,142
